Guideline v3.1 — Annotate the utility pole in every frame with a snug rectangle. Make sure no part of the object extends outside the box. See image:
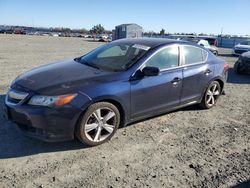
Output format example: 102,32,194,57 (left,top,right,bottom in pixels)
220,27,223,47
